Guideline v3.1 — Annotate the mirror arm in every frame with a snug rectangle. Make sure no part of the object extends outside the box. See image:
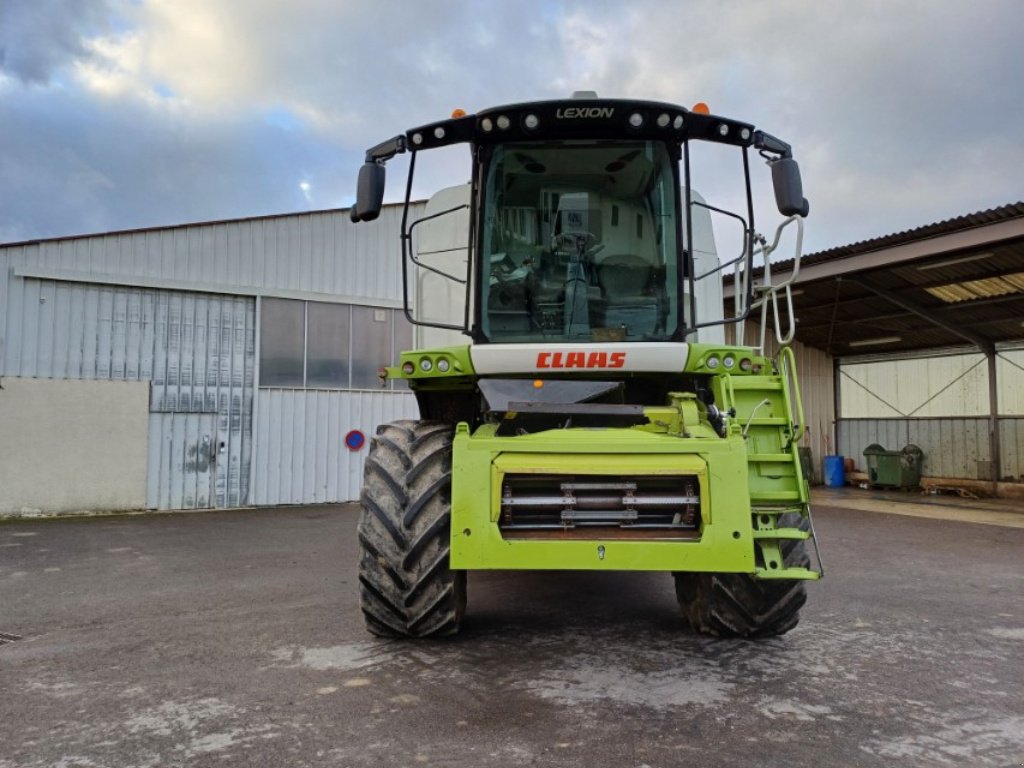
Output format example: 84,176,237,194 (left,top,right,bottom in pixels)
364,134,407,163
752,130,792,159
